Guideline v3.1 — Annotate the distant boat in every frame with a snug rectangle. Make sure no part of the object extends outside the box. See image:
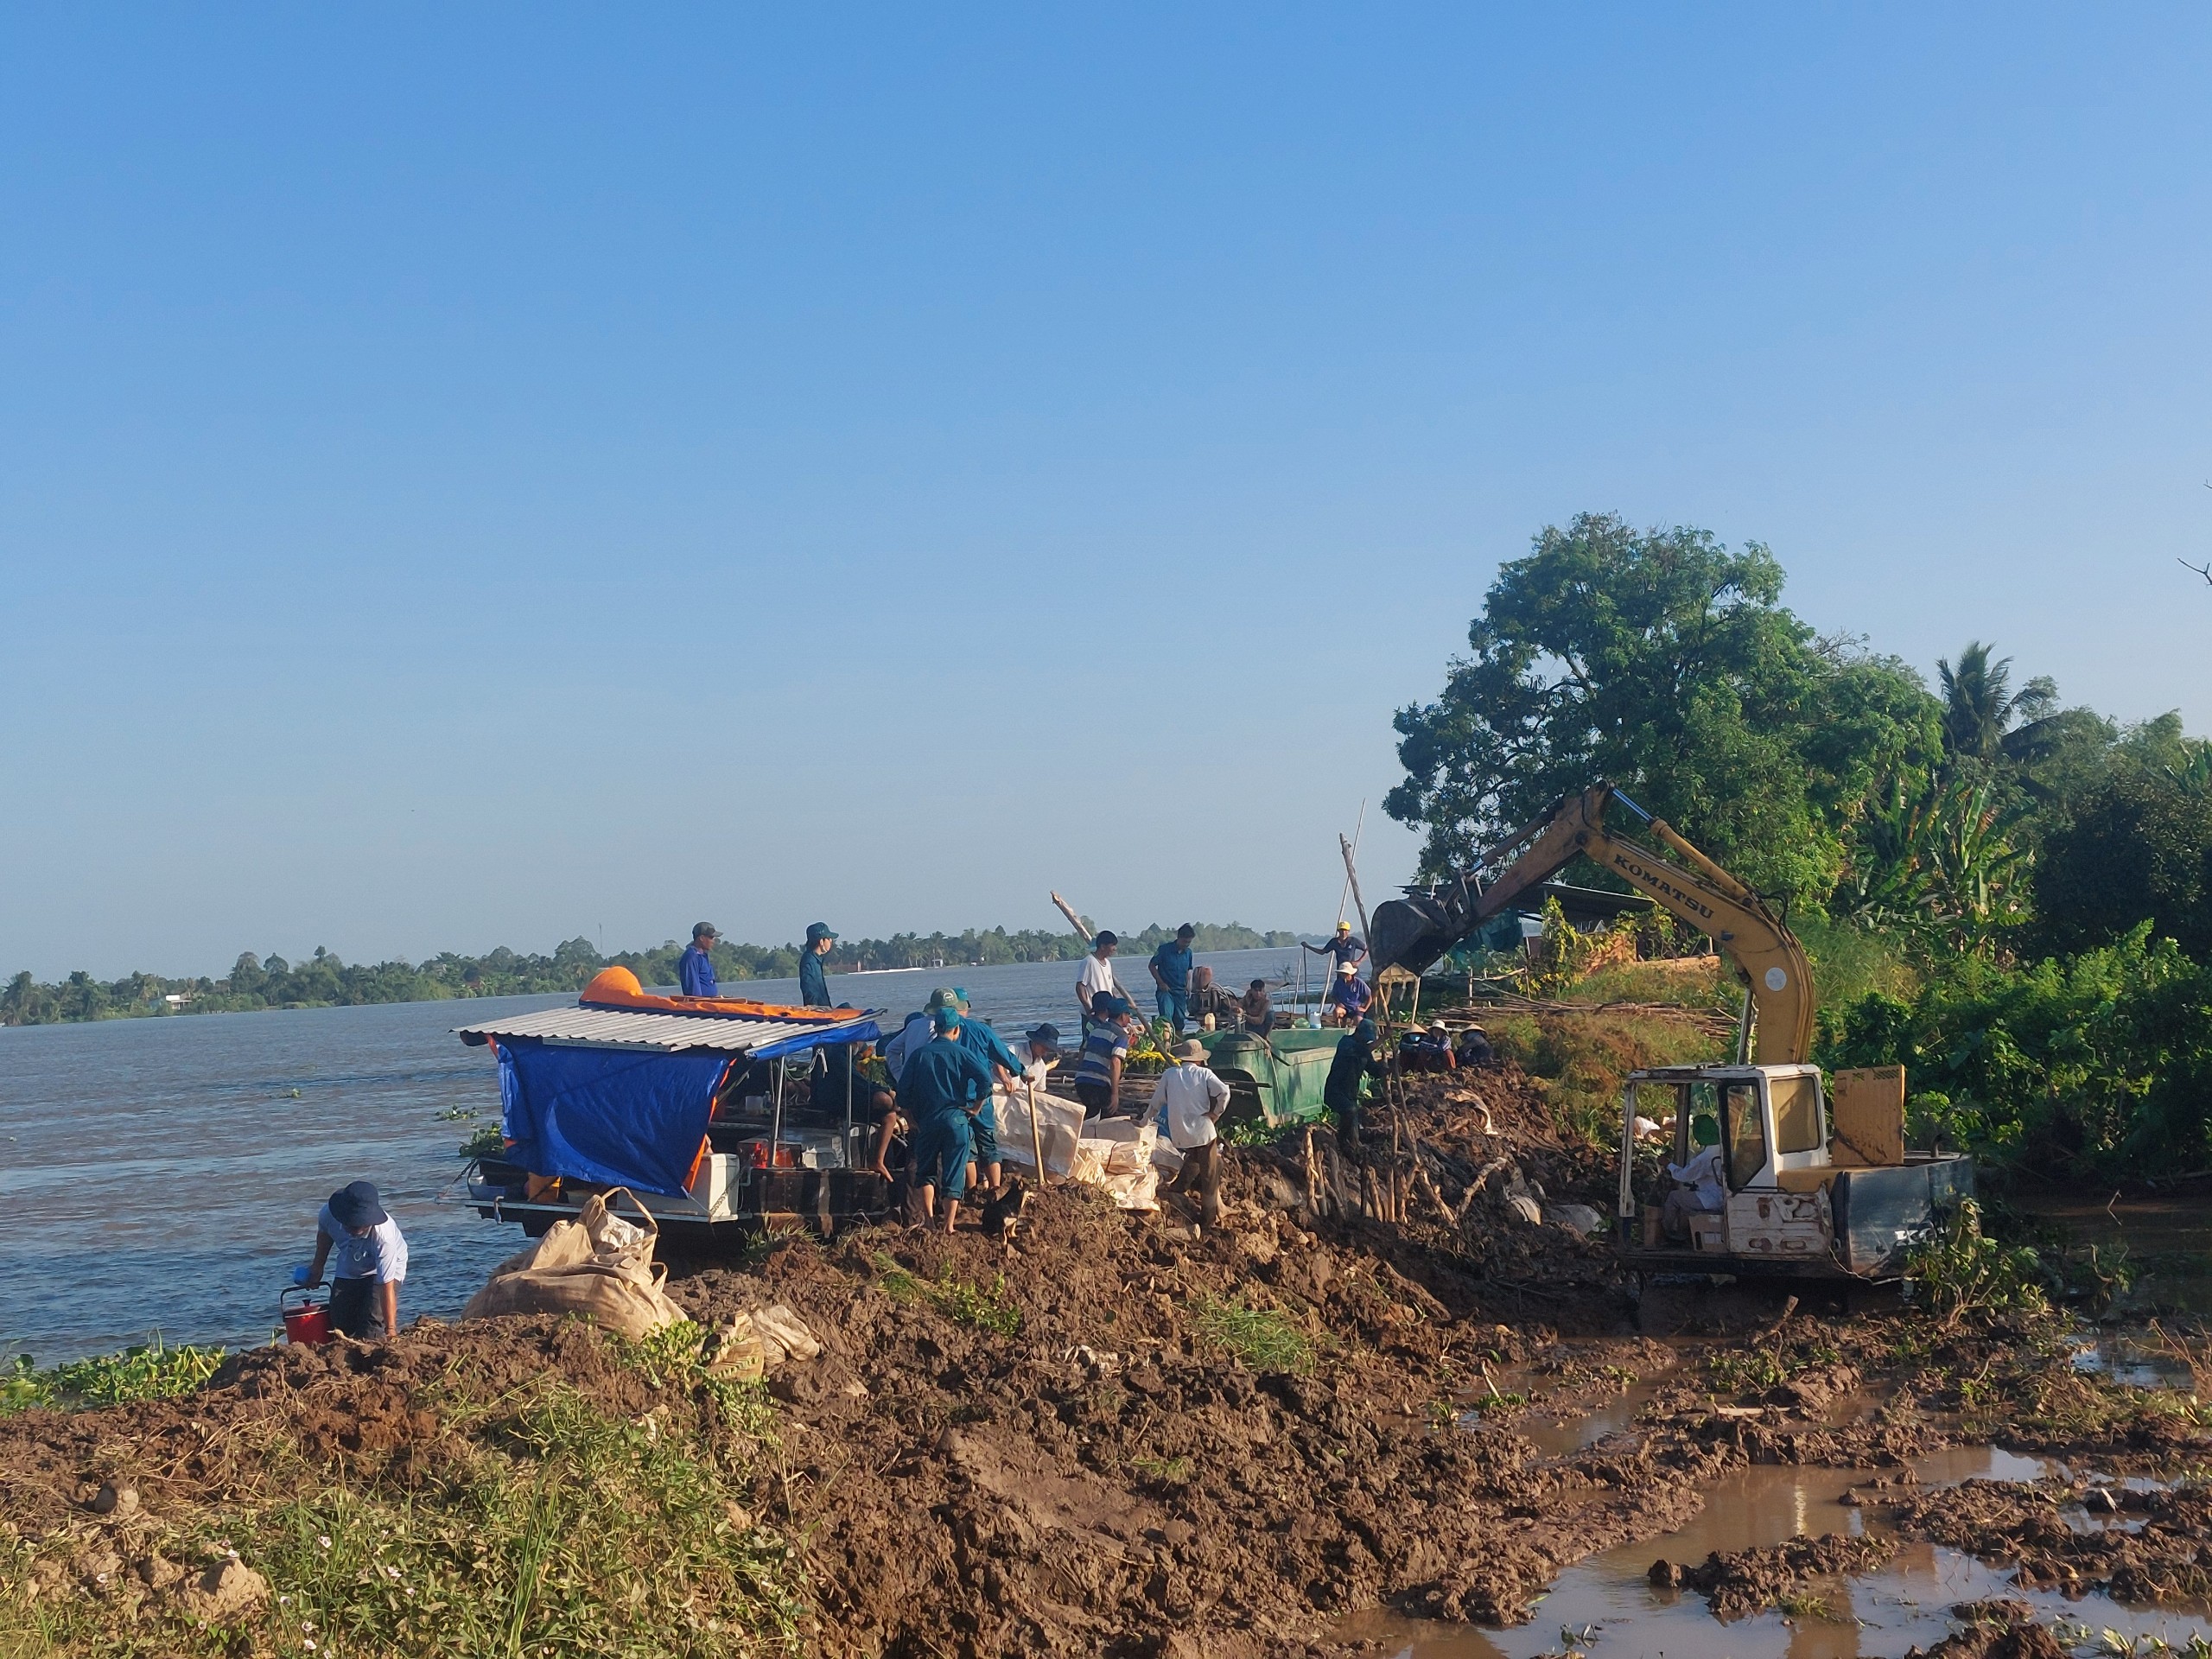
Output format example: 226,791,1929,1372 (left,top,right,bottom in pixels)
846,966,925,976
